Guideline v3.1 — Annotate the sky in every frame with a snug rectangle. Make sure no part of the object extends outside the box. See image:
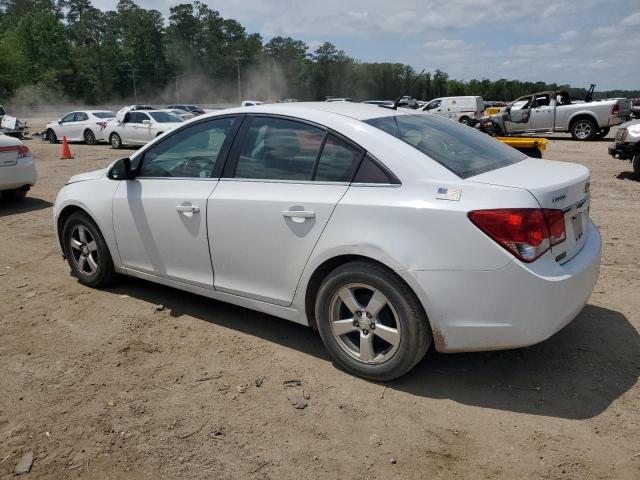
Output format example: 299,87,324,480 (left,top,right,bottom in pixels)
93,0,640,91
